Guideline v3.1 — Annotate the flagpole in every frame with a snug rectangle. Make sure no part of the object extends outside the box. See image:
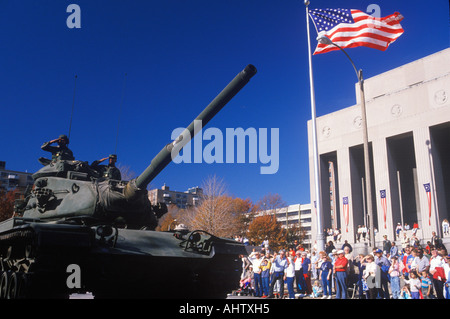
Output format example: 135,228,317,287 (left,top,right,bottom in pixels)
305,0,325,252
358,69,376,249
317,35,376,248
